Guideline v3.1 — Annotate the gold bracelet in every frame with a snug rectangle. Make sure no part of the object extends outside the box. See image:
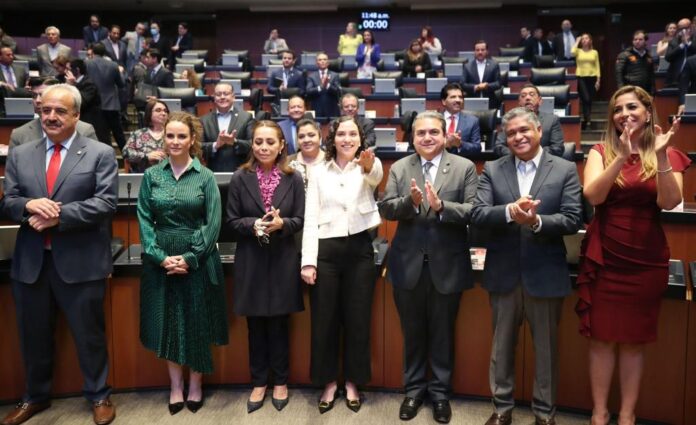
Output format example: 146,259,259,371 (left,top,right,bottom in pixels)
657,167,673,173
